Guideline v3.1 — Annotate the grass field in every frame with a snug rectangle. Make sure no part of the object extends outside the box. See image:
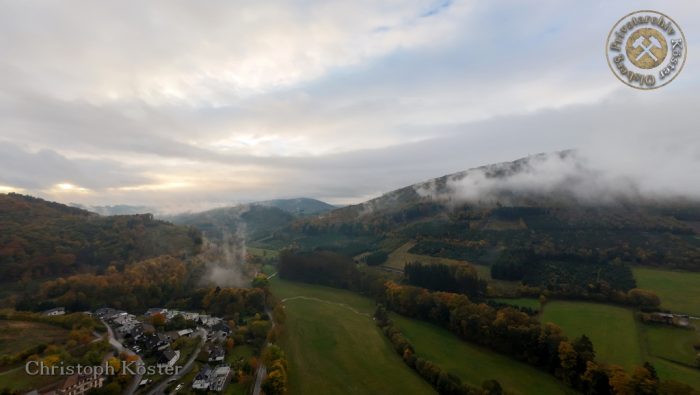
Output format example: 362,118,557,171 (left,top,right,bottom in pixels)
640,324,699,366
383,242,519,295
0,320,72,391
633,267,700,316
248,246,279,259
0,367,62,392
649,358,700,390
541,301,700,390
390,314,575,395
541,301,643,369
0,320,70,356
384,241,463,270
493,298,541,310
271,279,436,395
